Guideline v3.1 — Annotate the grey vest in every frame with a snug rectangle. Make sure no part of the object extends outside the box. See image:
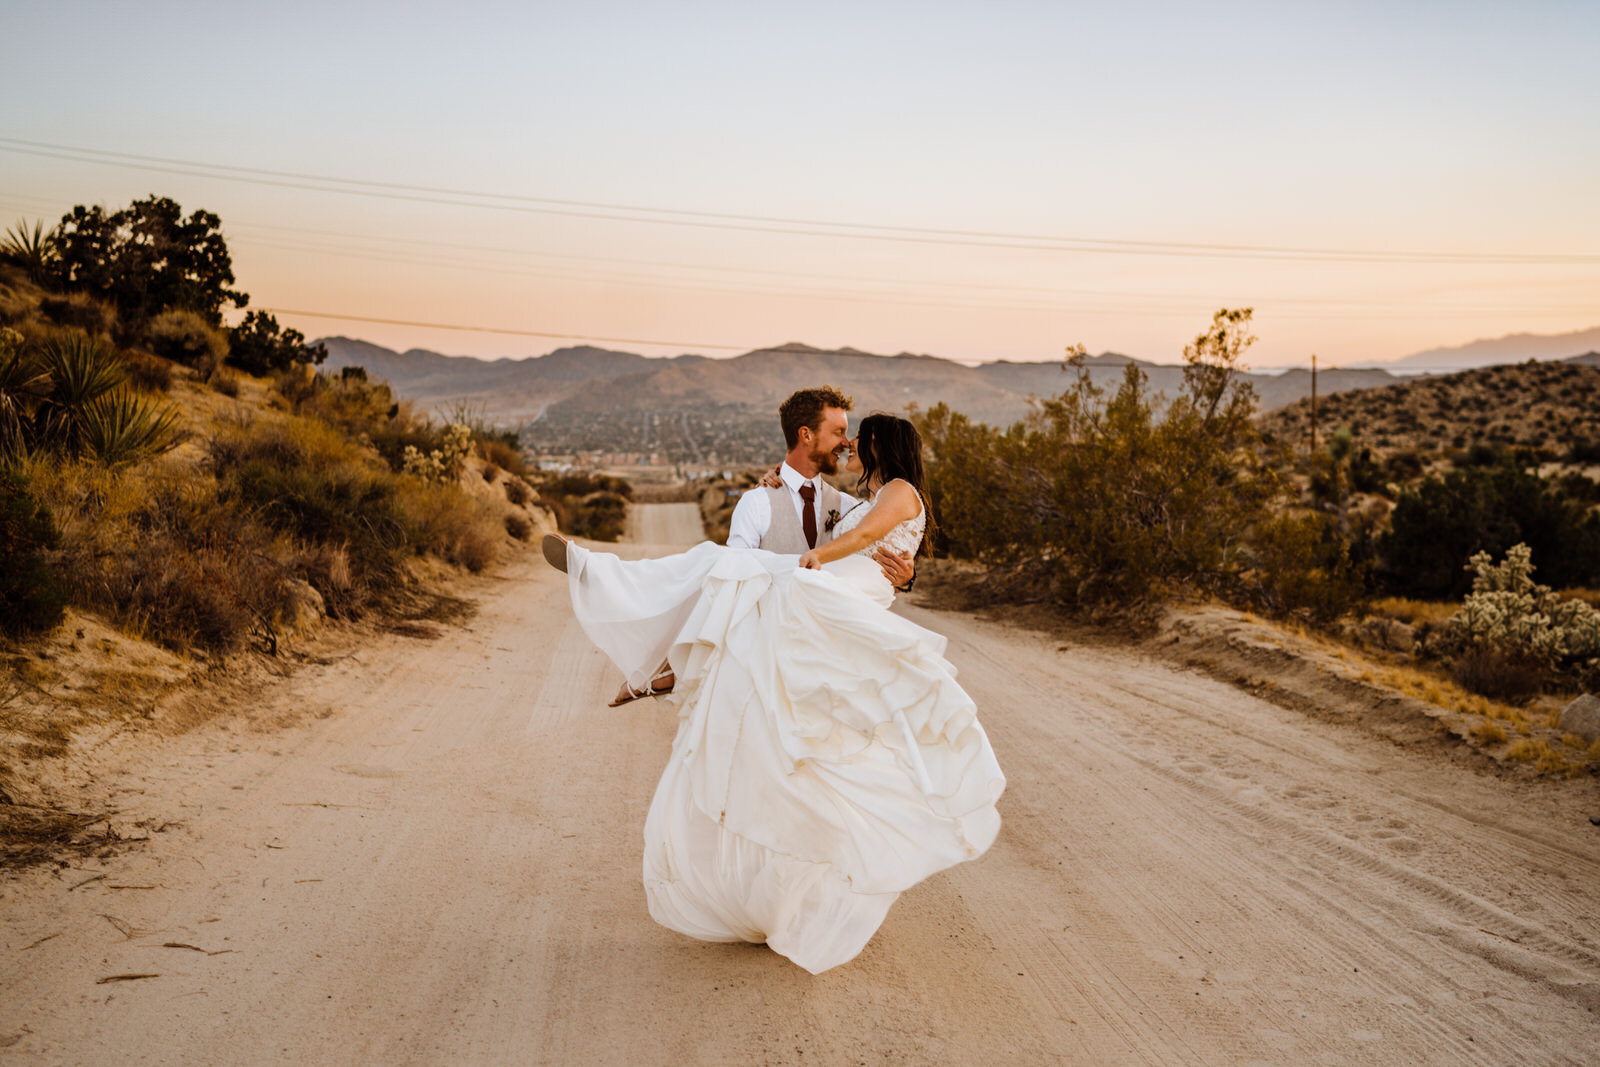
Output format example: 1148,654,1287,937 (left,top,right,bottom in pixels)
760,482,842,553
